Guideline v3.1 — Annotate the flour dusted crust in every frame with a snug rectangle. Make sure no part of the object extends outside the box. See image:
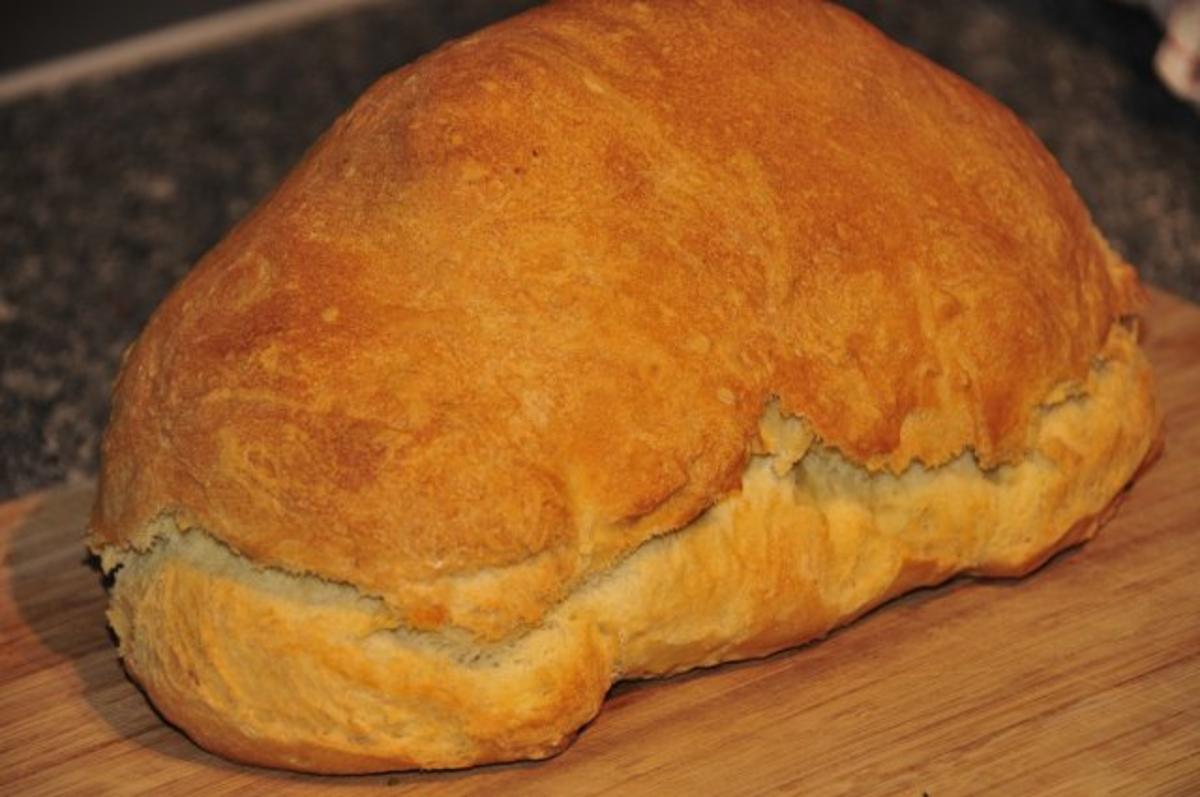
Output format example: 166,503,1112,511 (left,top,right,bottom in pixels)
89,0,1159,773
